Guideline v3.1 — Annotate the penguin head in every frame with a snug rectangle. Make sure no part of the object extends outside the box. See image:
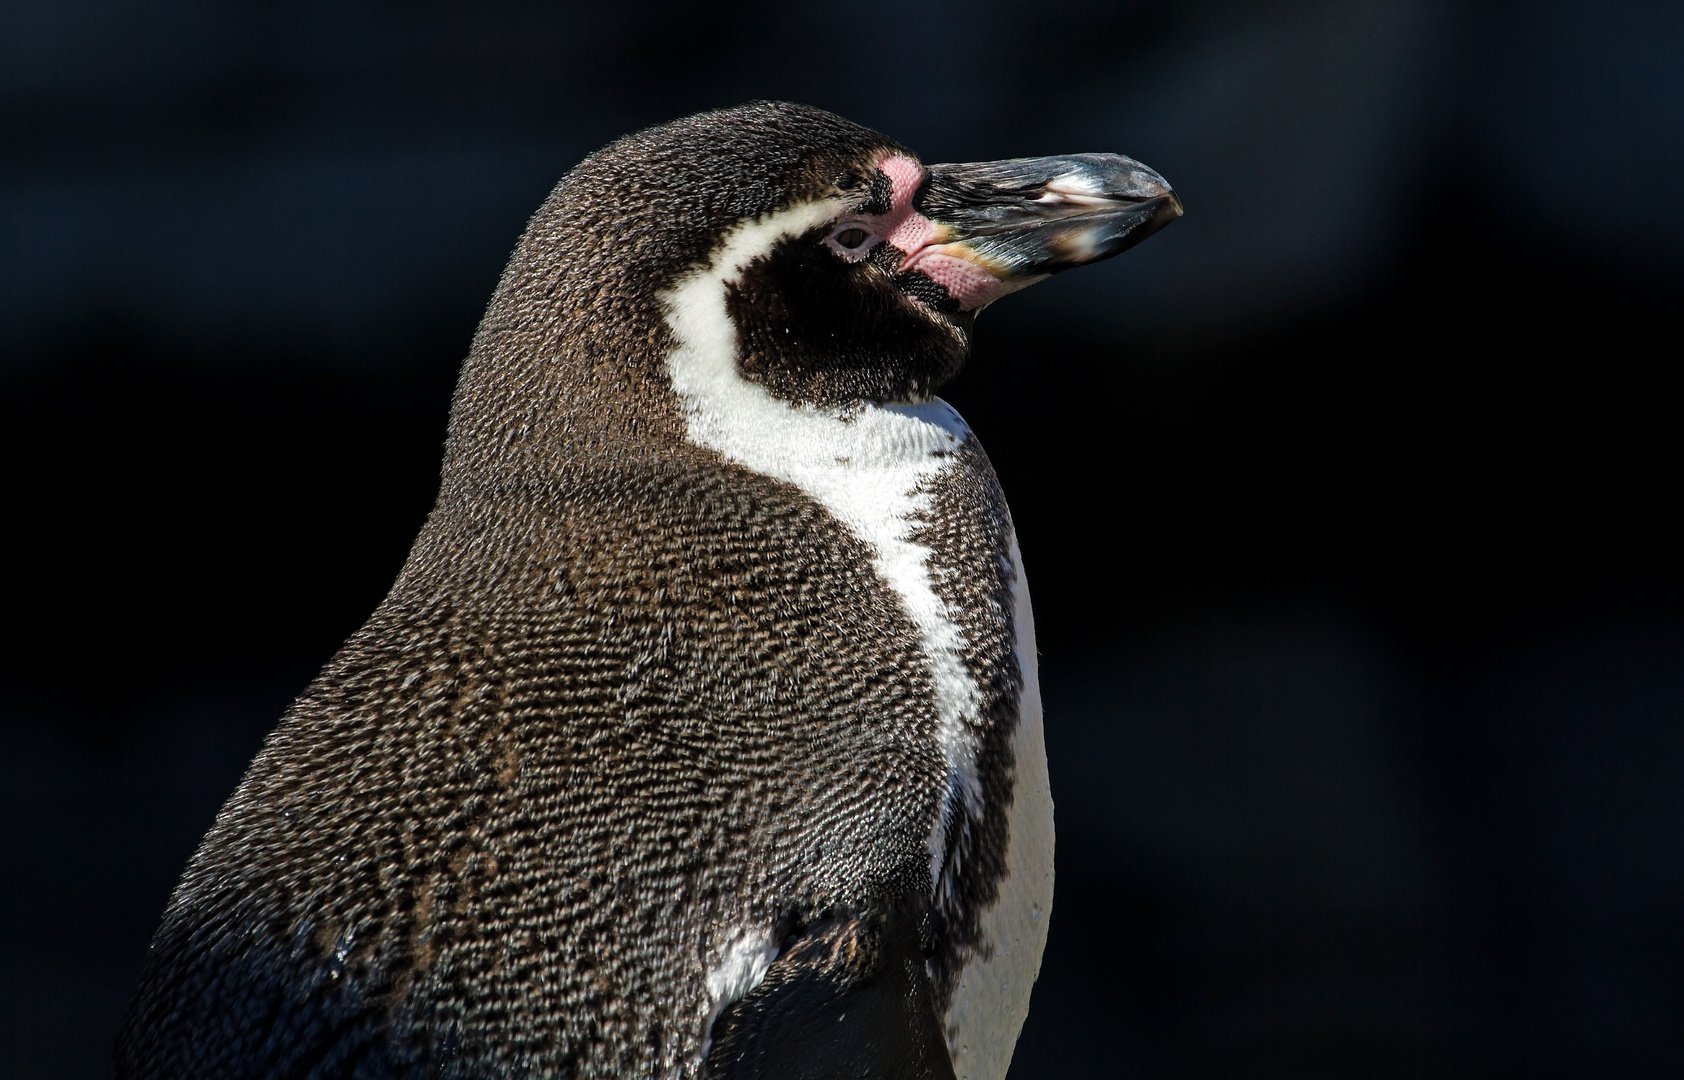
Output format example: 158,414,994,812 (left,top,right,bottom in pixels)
454,103,1180,464
690,116,1178,406
641,102,1182,407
